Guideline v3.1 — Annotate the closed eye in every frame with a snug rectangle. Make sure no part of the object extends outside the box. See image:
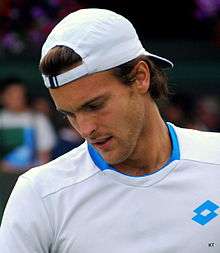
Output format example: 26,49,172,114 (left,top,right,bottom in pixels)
83,102,104,112
57,94,110,117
